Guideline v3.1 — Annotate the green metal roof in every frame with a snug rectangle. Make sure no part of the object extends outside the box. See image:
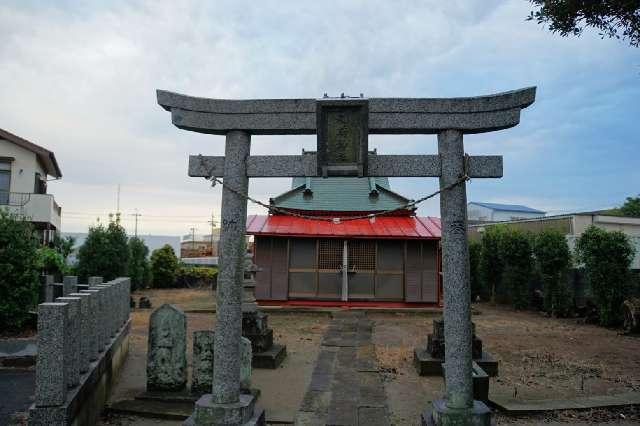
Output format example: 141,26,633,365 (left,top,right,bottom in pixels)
271,176,411,212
